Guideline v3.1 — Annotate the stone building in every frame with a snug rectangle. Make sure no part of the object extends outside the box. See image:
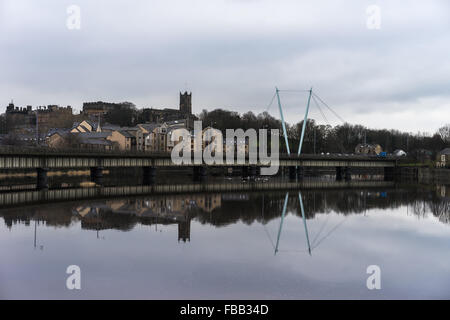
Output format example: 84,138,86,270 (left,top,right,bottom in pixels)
145,125,168,152
78,132,114,151
117,127,143,151
5,102,73,134
140,92,196,129
166,124,189,152
47,129,137,151
46,129,70,148
179,91,192,114
5,102,35,132
137,123,159,152
36,105,73,133
82,101,135,117
107,130,136,151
